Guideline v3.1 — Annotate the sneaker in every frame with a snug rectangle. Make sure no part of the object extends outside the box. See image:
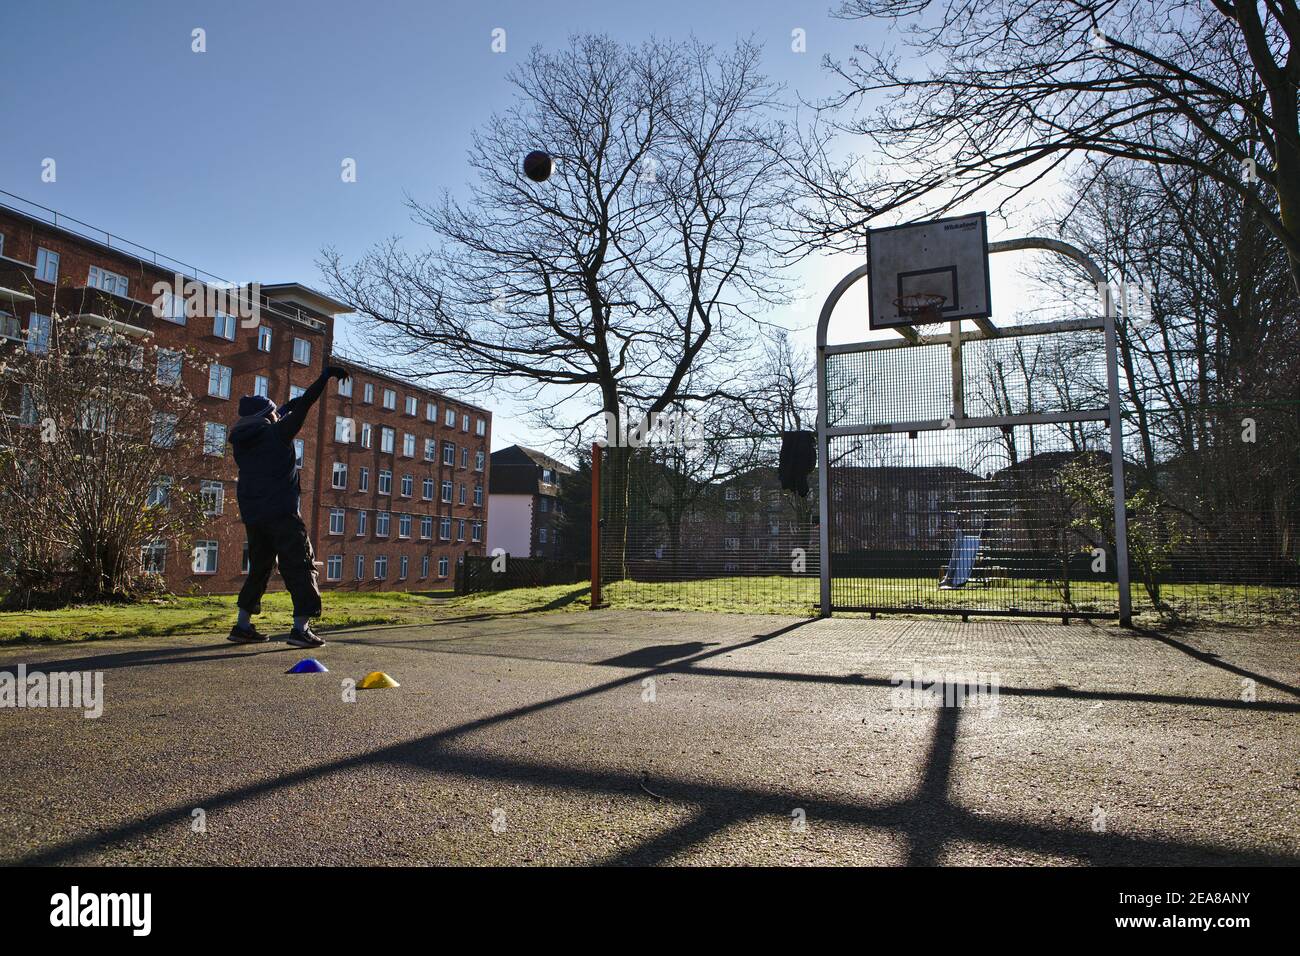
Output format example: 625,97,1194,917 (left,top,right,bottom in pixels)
286,625,326,649
228,623,269,644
